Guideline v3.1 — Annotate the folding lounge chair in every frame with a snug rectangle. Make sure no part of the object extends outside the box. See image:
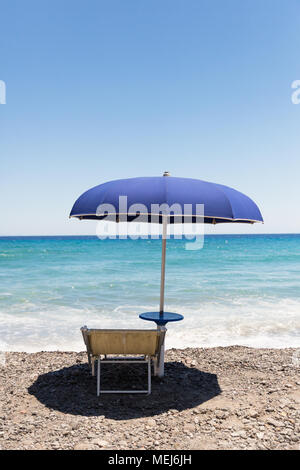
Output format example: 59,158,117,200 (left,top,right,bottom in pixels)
81,326,166,395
